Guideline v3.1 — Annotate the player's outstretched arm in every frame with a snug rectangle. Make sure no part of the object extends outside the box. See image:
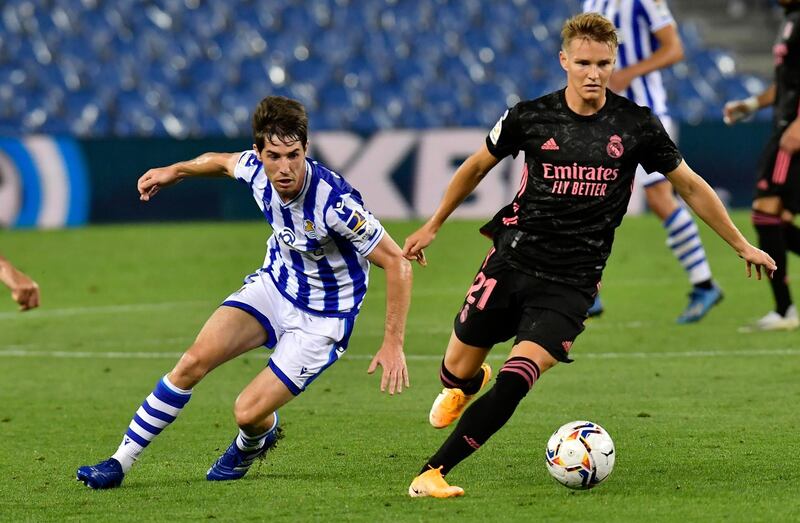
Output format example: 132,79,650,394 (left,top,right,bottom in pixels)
0,254,40,311
665,161,777,279
137,152,240,201
402,144,500,264
723,84,775,125
366,234,412,394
